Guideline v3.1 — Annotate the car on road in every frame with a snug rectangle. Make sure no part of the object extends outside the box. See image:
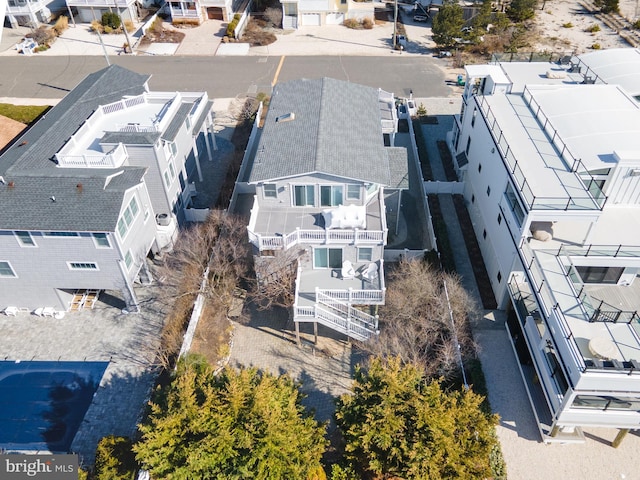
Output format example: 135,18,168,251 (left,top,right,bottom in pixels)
413,14,428,22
